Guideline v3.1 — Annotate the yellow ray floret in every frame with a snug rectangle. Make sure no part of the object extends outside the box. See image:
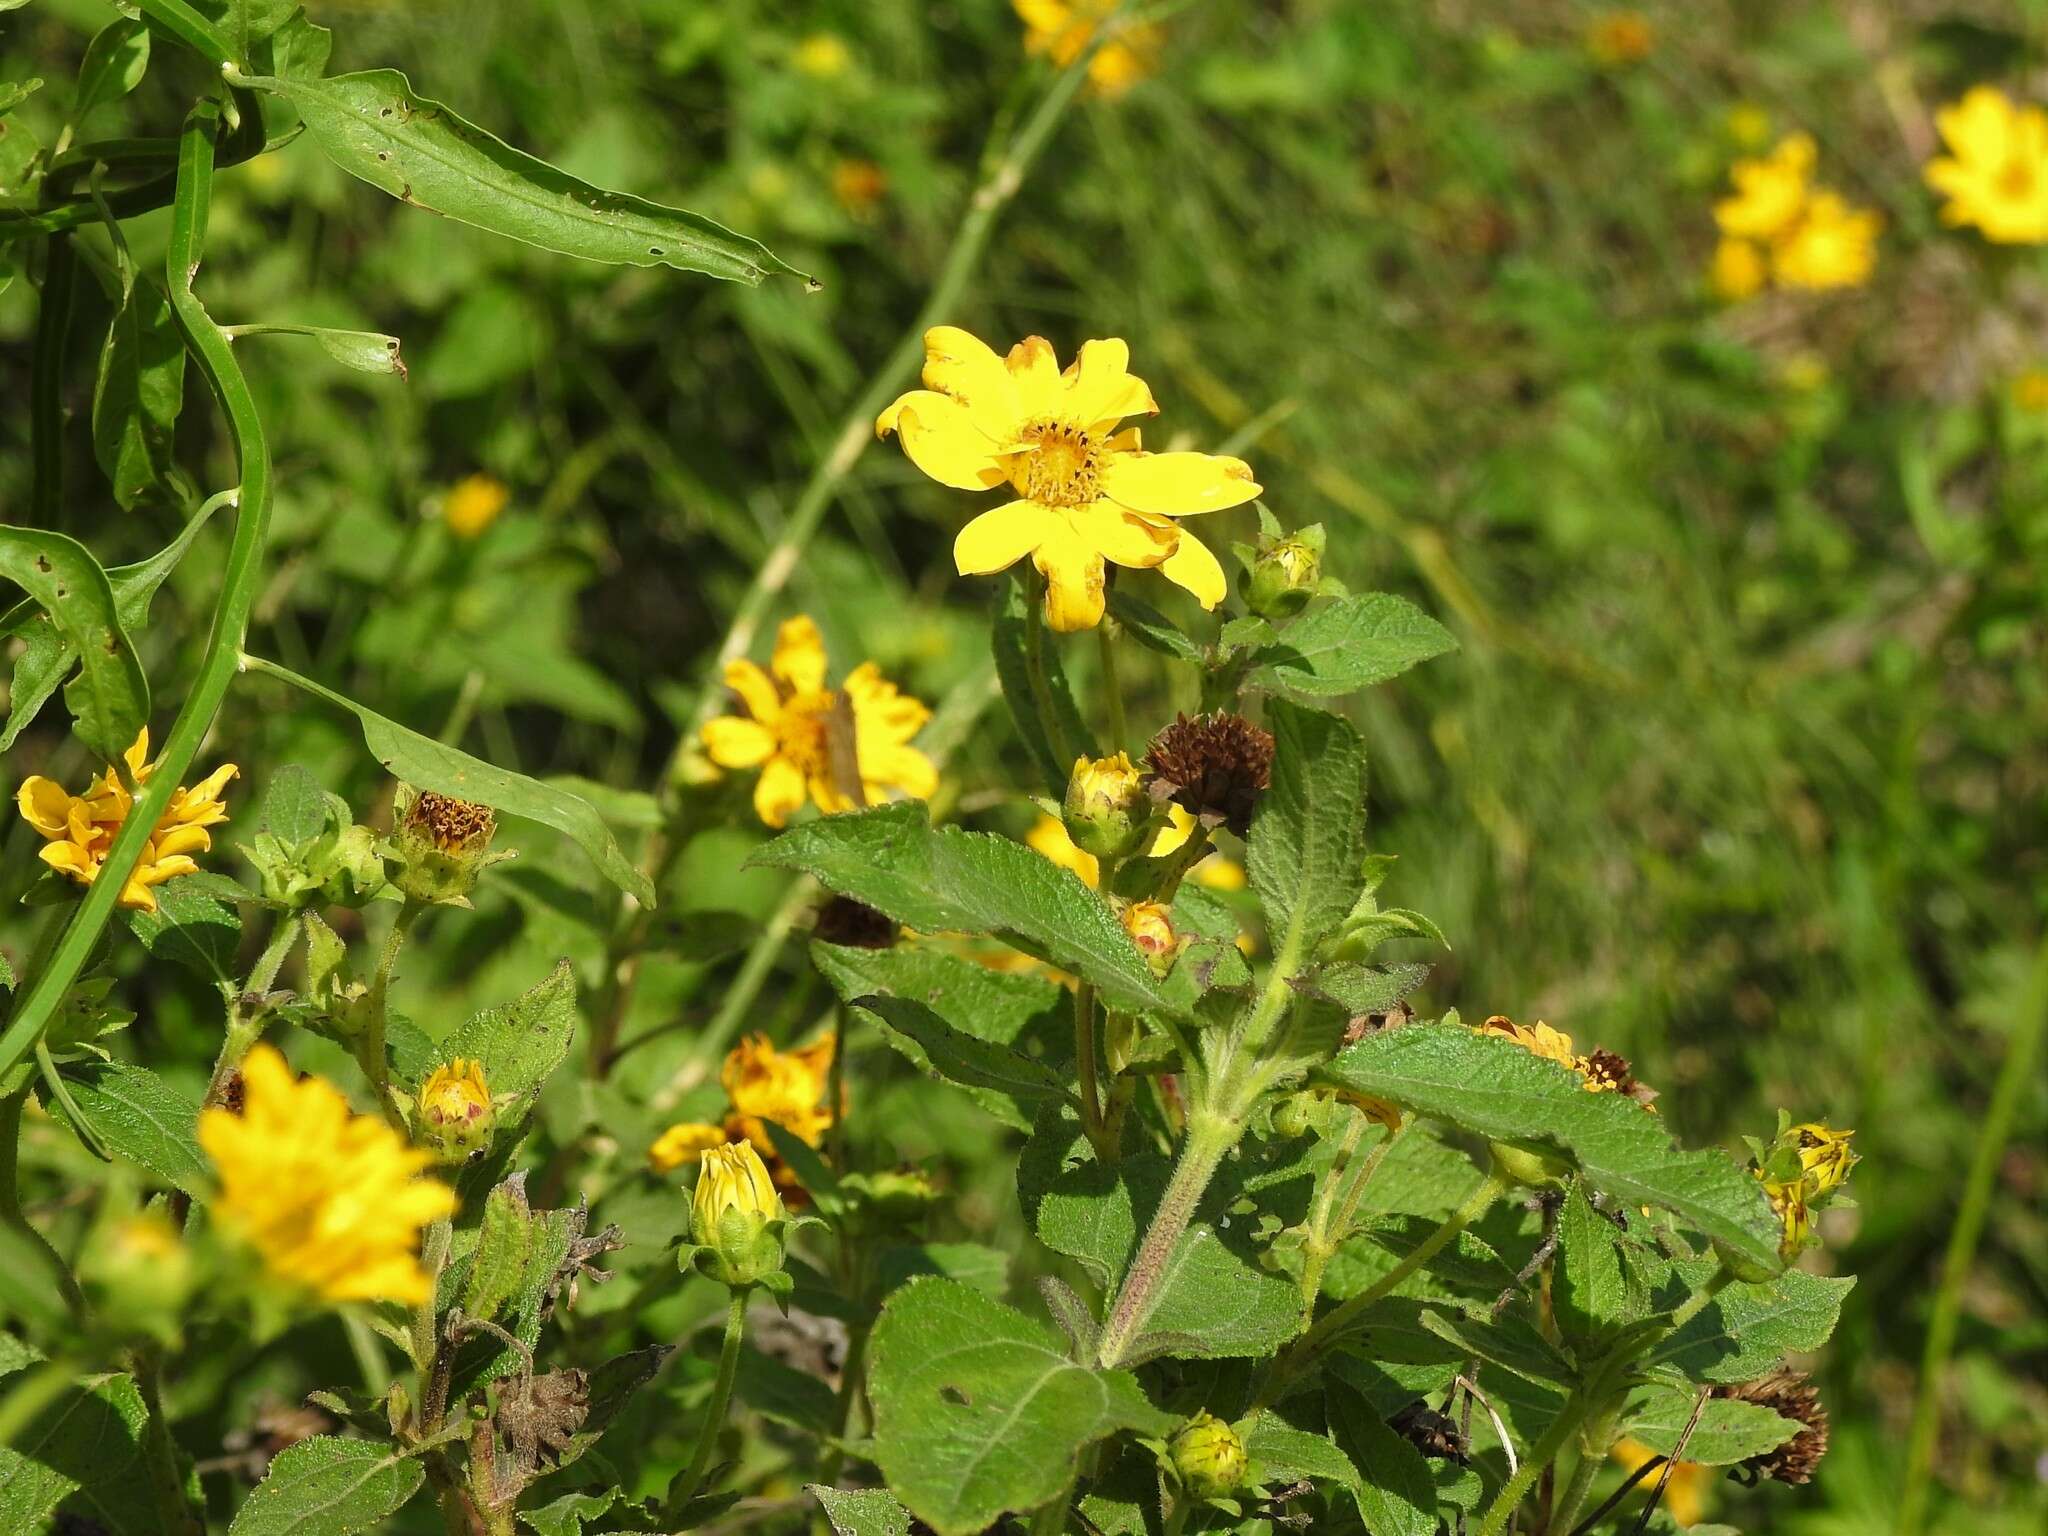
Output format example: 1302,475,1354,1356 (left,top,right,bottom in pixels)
722,1033,837,1153
1924,85,2048,244
877,327,1261,631
15,728,236,911
197,1046,456,1306
1013,0,1161,98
